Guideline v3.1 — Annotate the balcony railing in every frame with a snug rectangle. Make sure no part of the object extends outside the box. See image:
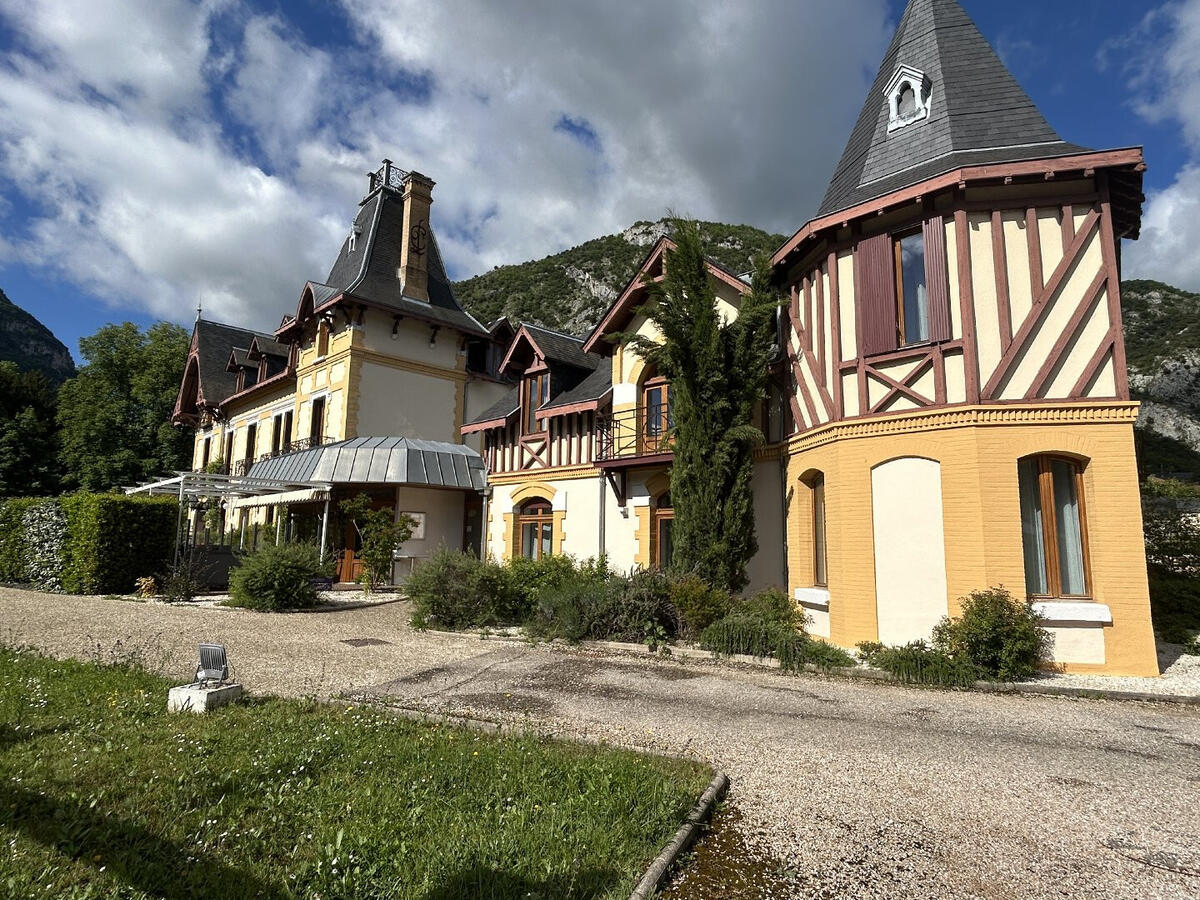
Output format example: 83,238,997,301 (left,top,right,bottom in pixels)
230,435,336,477
595,408,674,462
